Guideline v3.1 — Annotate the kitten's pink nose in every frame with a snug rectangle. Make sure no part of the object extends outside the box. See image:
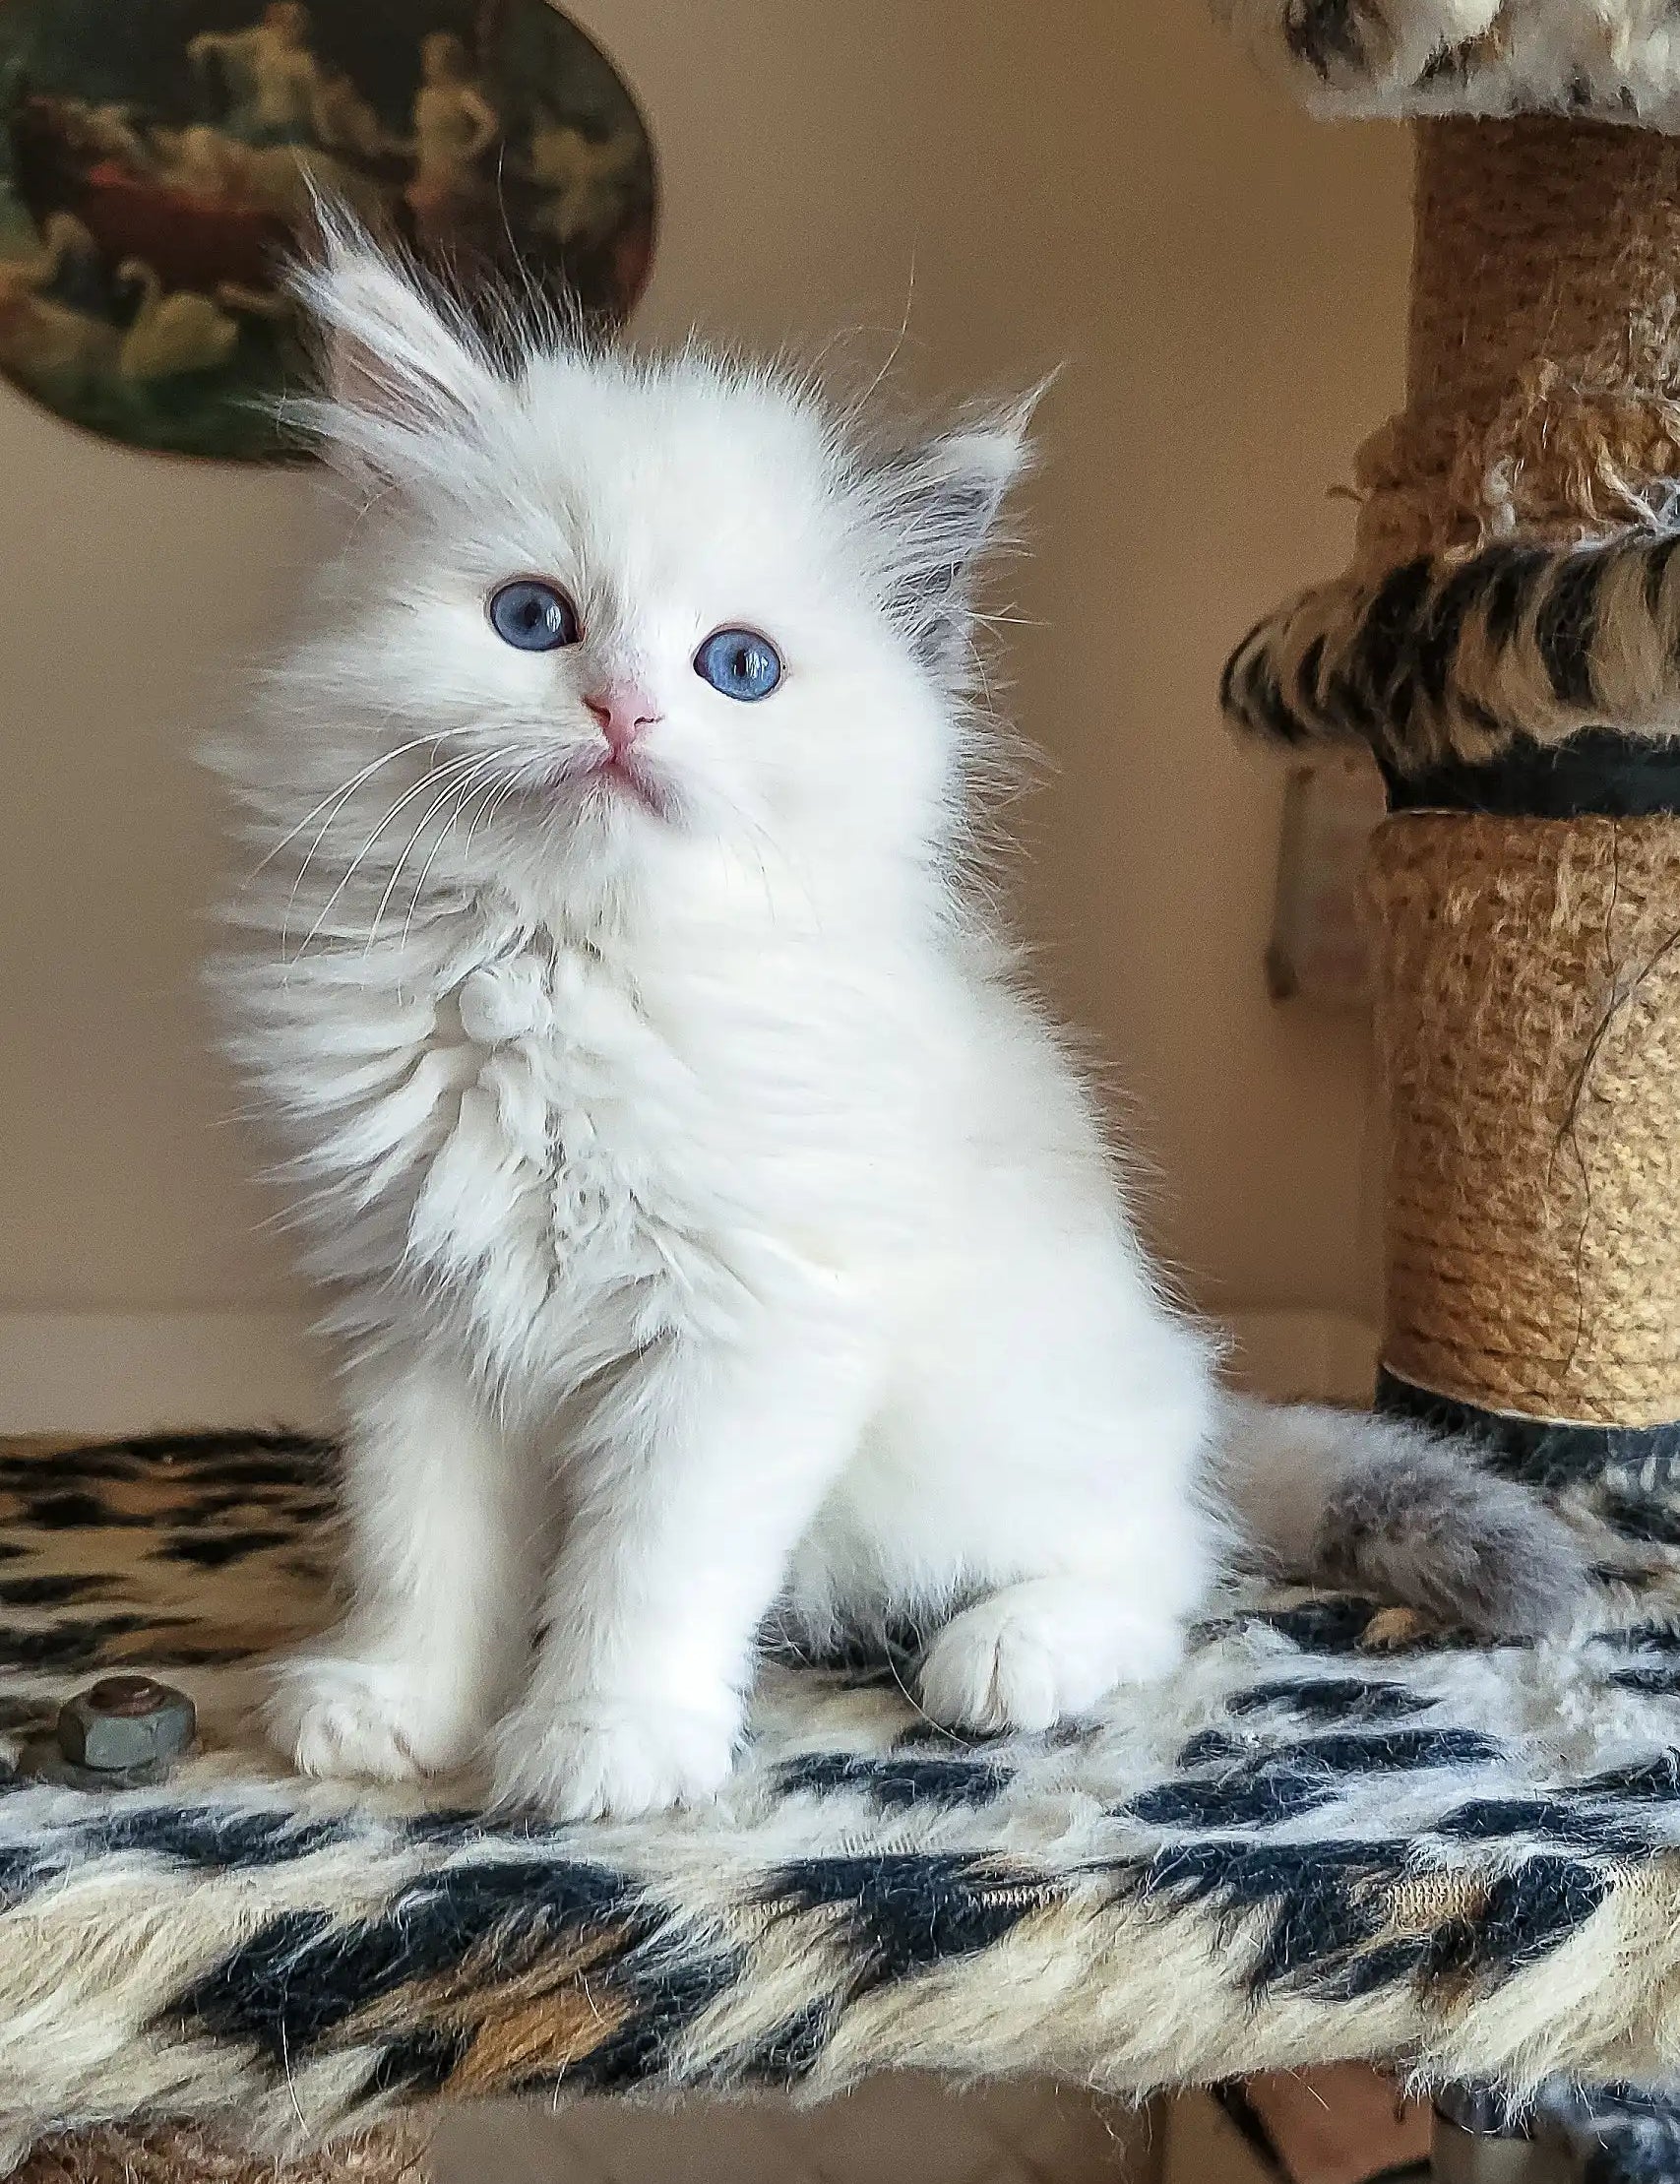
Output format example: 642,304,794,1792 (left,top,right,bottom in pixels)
584,685,661,757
